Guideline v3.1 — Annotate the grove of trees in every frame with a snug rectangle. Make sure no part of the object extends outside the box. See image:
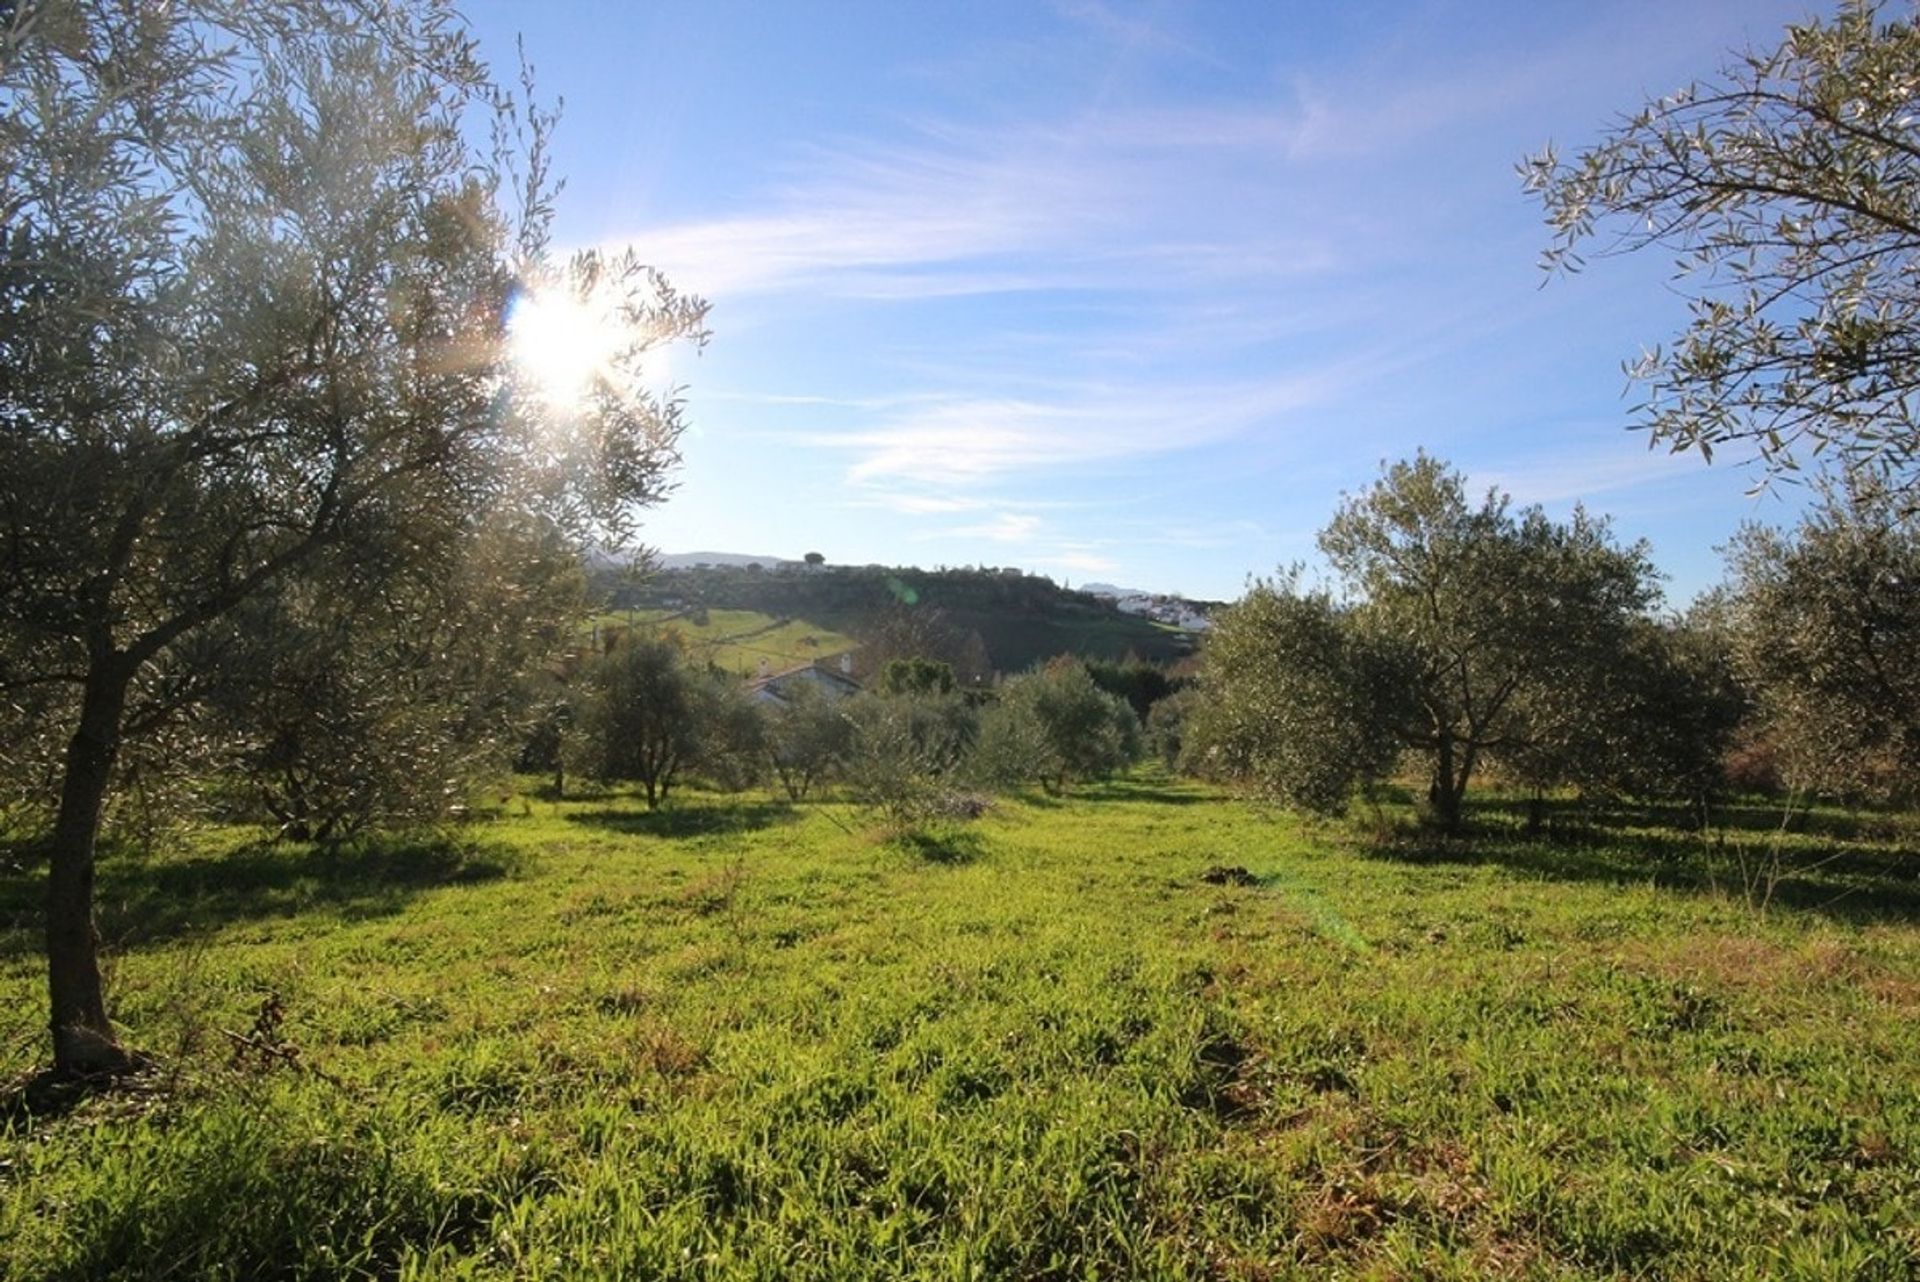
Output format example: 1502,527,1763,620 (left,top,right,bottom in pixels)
5,0,1918,1089
1187,454,1916,826
1193,456,1669,831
